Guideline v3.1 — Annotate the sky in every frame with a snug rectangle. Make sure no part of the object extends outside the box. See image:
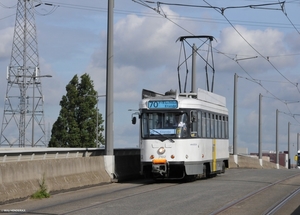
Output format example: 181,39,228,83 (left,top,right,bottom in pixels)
0,0,300,161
